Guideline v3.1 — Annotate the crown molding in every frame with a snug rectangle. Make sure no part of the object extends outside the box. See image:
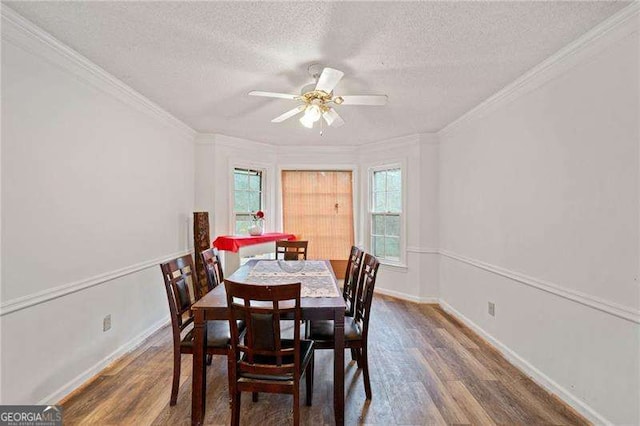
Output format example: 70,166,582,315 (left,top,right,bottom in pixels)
418,133,440,145
196,130,435,152
196,130,440,151
438,2,640,138
199,133,277,152
275,144,358,156
362,133,422,153
1,5,196,141
196,132,381,155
